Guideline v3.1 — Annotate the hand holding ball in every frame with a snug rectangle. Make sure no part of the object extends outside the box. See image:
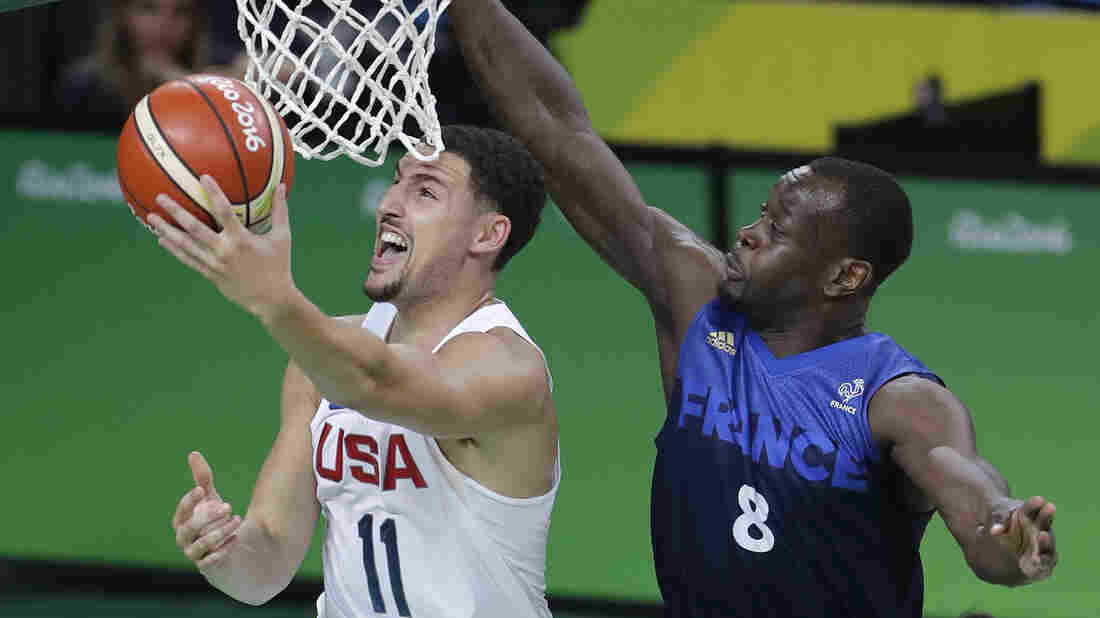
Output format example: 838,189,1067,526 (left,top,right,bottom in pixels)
117,75,295,234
